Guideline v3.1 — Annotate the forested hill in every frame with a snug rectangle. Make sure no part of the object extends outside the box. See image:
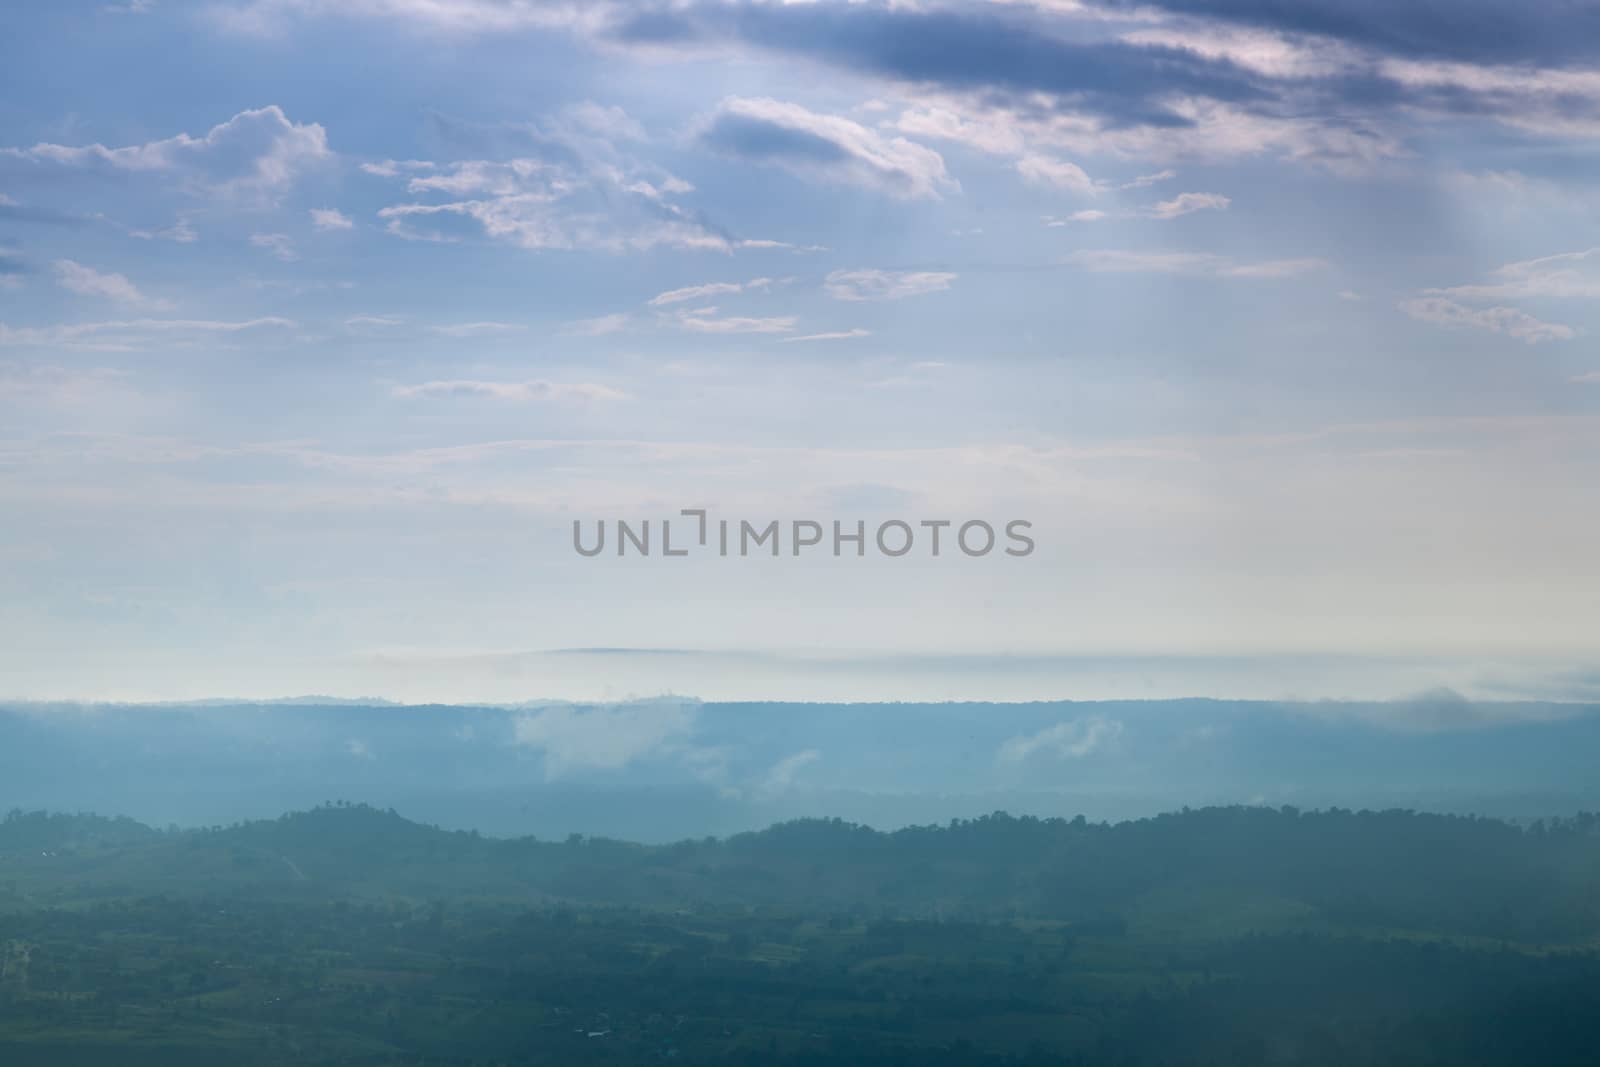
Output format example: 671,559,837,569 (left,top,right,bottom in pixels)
5,804,1600,944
